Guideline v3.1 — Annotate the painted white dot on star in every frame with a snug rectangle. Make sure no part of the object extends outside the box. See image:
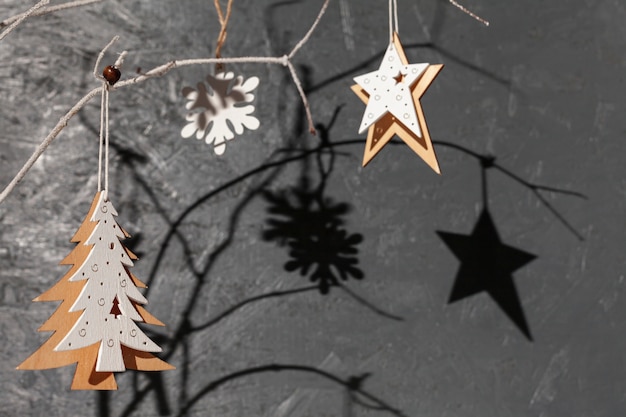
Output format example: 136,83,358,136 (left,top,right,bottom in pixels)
381,75,387,81
388,56,394,61
368,113,374,119
412,68,419,73
375,95,381,100
364,79,370,84
396,95,402,101
403,113,410,119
